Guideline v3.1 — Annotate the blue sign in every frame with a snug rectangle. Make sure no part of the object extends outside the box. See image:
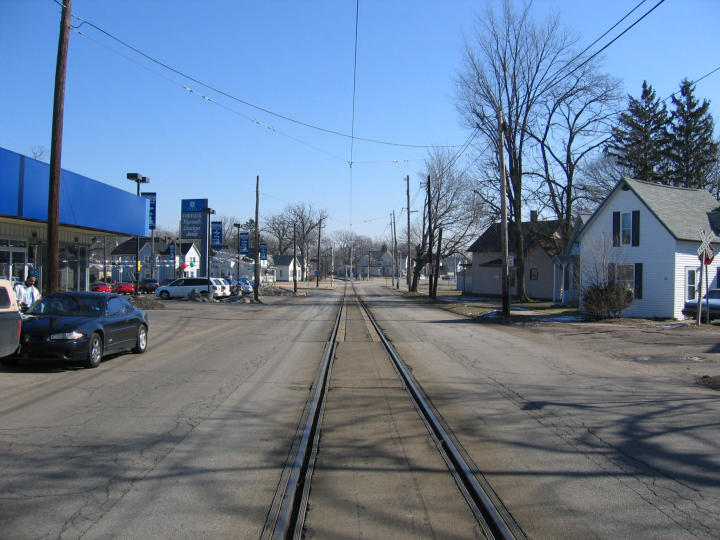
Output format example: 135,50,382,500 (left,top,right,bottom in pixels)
259,243,267,261
239,232,249,254
181,199,207,212
141,192,156,230
169,243,175,259
211,221,223,249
